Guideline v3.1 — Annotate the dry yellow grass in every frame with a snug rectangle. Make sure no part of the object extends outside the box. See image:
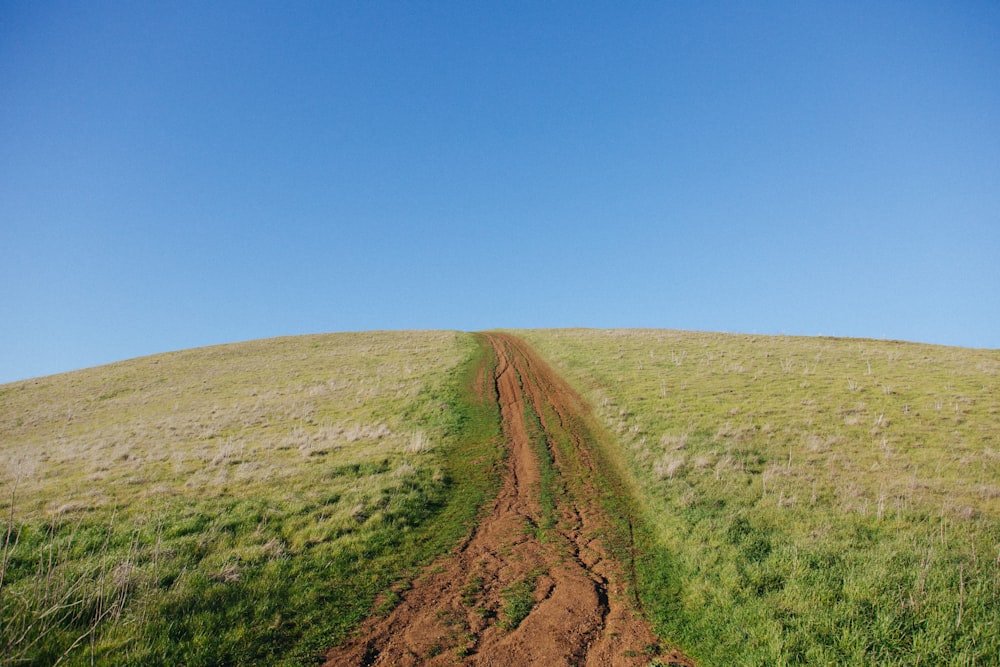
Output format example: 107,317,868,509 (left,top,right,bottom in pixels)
1,332,465,519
